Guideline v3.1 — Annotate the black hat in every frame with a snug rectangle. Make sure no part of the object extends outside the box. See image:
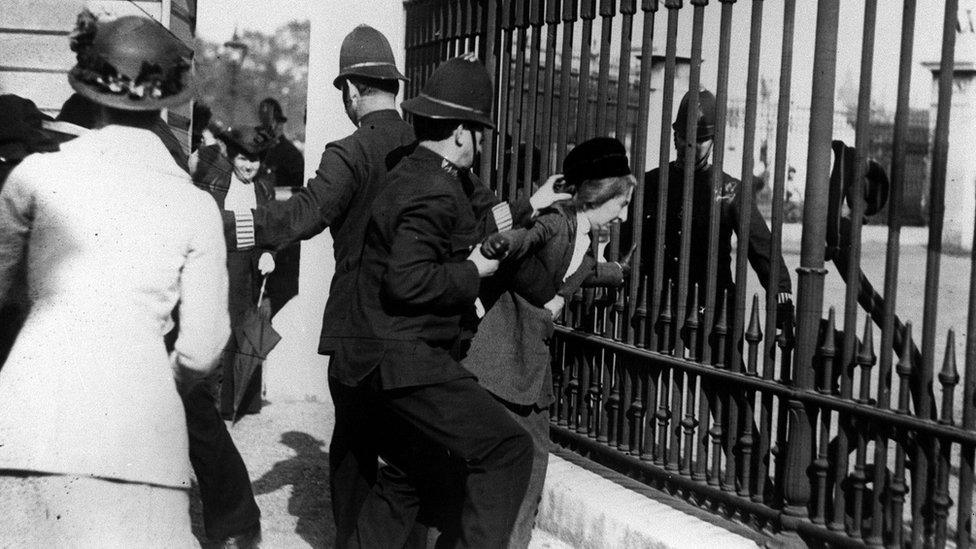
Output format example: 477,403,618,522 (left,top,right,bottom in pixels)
333,25,408,89
221,126,274,158
401,56,495,129
673,89,717,142
258,98,287,123
562,137,631,189
67,10,194,111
